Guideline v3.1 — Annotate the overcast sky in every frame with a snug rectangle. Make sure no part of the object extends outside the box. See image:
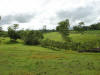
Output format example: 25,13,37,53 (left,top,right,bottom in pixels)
0,0,100,30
